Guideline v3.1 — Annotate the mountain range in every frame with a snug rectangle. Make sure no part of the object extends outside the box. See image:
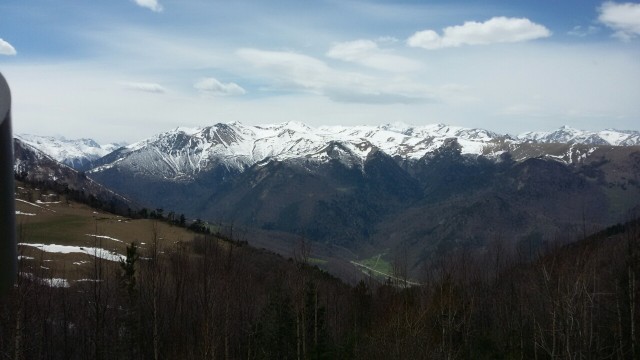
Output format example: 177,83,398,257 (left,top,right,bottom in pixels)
15,122,640,276
18,123,640,176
